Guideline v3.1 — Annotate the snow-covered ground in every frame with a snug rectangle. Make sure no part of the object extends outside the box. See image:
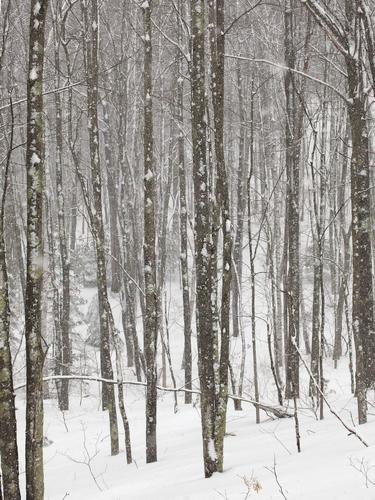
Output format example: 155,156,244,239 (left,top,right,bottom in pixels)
13,281,375,499
15,374,375,500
